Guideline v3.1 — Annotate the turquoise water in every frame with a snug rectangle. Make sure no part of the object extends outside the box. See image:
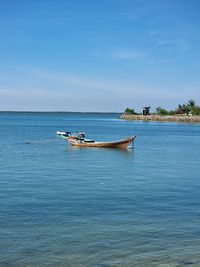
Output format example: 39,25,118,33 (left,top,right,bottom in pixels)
0,112,200,267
